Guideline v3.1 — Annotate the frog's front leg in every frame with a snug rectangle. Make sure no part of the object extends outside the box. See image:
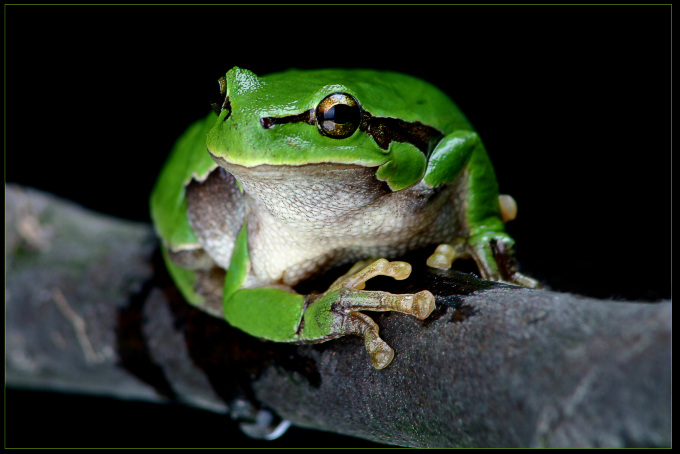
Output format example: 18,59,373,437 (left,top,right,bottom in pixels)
424,130,539,288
